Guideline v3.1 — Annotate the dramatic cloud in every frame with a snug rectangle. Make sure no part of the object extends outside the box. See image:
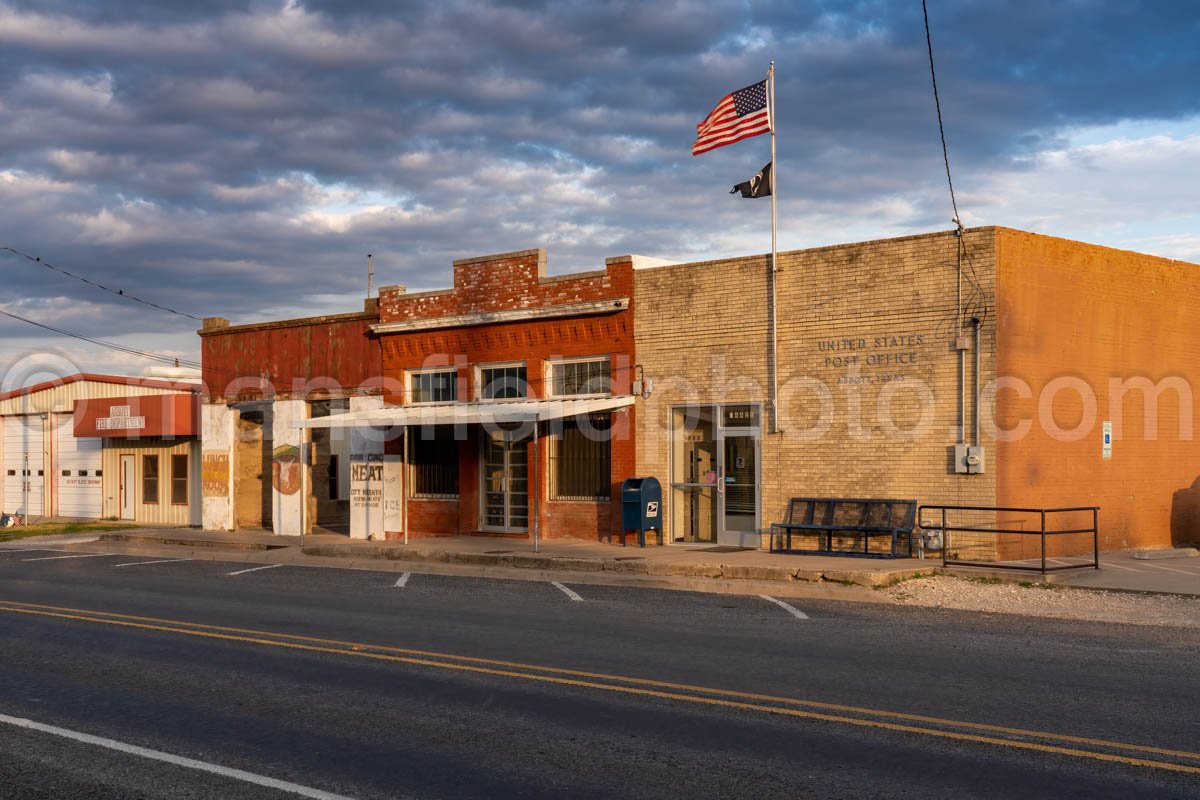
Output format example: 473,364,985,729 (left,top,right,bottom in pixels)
1,0,1198,380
